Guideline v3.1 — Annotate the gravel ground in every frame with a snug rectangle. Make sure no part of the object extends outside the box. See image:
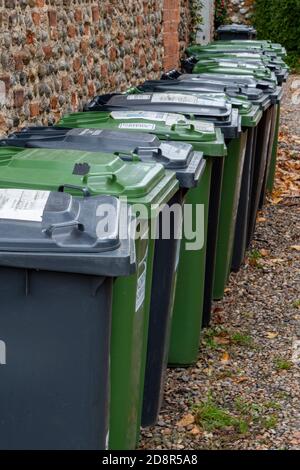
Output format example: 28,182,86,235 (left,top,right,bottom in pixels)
139,75,300,450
